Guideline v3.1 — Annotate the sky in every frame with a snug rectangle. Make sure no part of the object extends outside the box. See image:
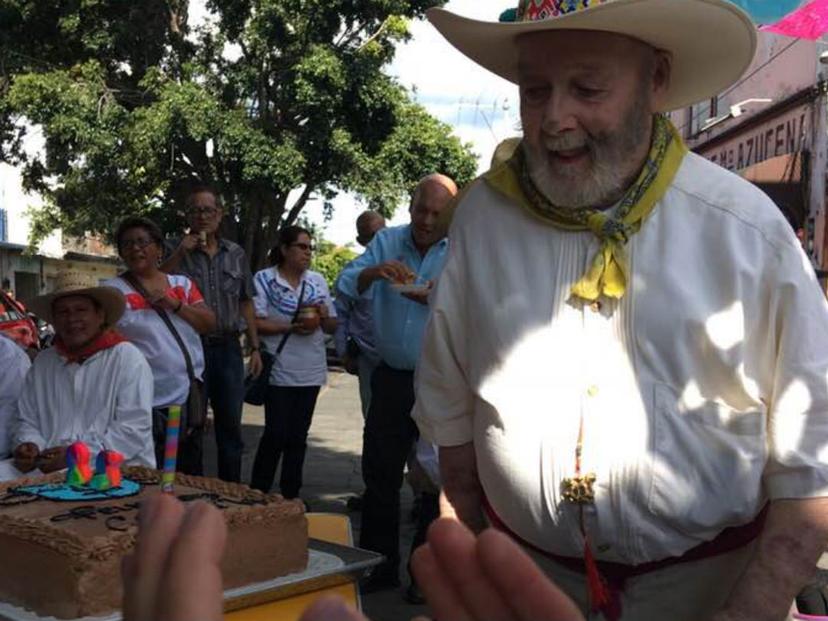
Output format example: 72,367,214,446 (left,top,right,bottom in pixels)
0,3,520,250
190,0,521,246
